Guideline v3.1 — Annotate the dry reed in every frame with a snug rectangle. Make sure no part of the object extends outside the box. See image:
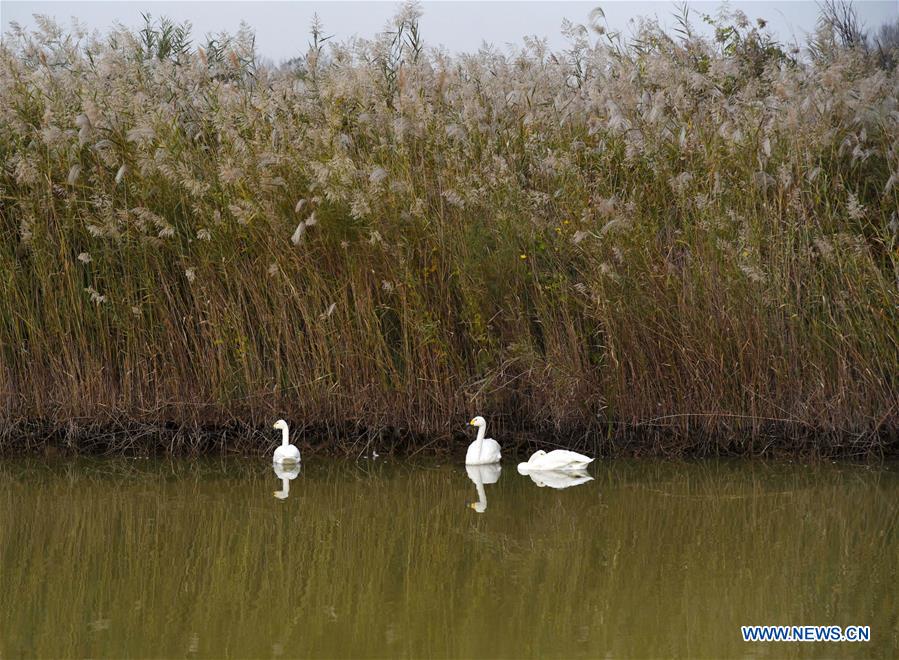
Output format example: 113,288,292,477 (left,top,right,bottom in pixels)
0,7,897,456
